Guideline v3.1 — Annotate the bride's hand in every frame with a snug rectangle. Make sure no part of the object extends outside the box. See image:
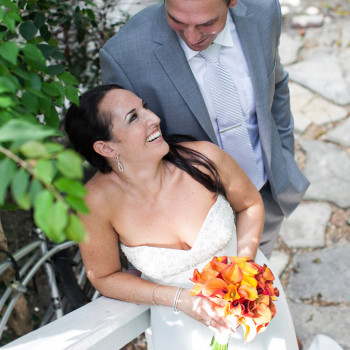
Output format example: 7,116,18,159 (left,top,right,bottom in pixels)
178,289,233,333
